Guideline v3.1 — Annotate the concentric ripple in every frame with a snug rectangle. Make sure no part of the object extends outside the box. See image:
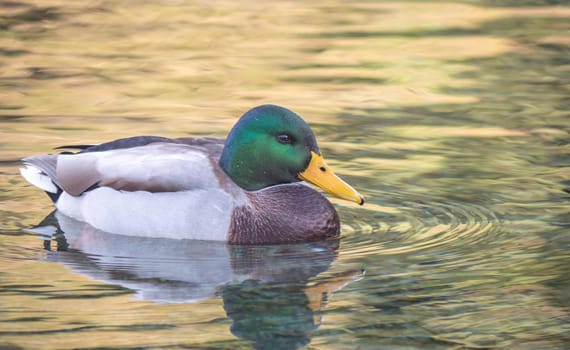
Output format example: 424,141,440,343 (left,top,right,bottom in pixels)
340,195,502,257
